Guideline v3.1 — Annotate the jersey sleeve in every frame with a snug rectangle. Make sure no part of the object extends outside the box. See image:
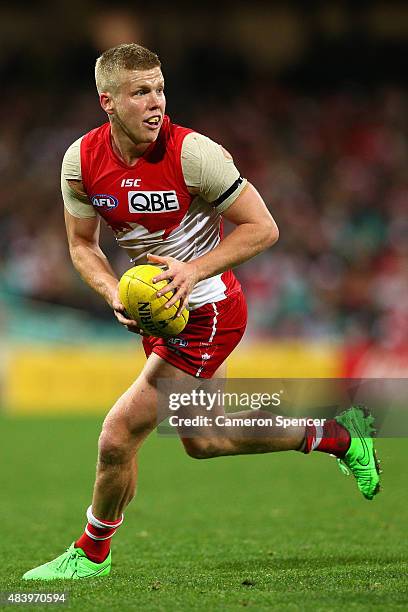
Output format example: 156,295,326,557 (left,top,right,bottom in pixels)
61,137,96,219
181,132,247,213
